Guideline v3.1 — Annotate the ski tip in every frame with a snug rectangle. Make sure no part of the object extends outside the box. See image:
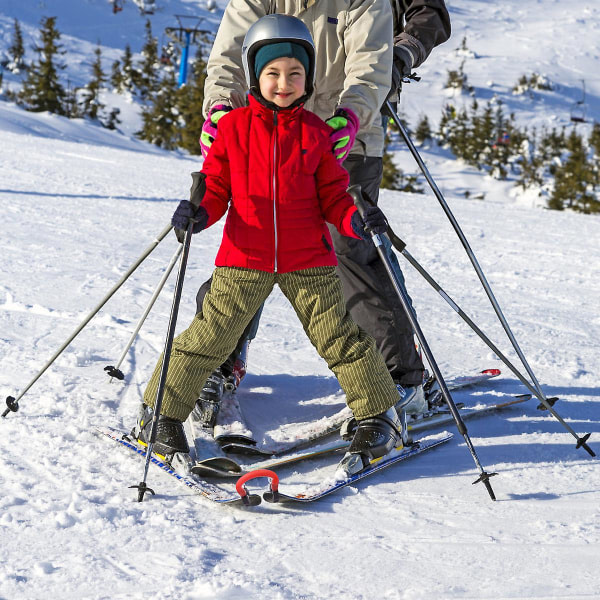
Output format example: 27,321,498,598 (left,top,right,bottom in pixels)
481,368,501,377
